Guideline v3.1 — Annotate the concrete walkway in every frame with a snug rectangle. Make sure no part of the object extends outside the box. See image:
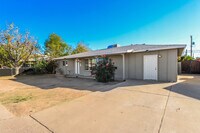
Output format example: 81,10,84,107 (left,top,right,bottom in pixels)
0,105,50,133
31,75,200,133
0,105,14,121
